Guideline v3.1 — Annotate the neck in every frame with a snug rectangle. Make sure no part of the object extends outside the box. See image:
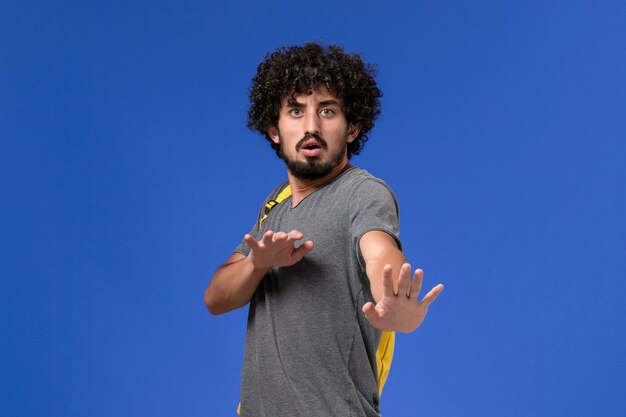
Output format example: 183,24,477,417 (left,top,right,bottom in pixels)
287,159,352,206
